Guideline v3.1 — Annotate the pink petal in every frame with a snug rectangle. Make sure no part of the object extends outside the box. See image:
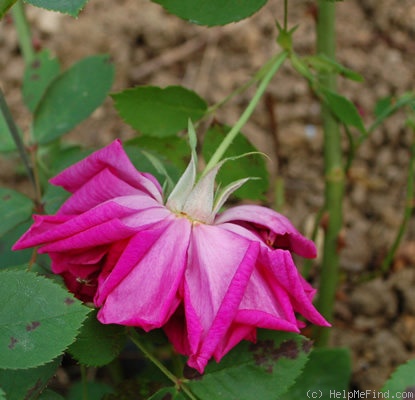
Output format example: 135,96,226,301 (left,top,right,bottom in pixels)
51,140,163,203
49,247,108,276
181,224,259,373
215,205,316,258
96,217,191,330
13,201,140,250
12,214,72,250
262,249,330,327
38,218,138,253
57,168,152,215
